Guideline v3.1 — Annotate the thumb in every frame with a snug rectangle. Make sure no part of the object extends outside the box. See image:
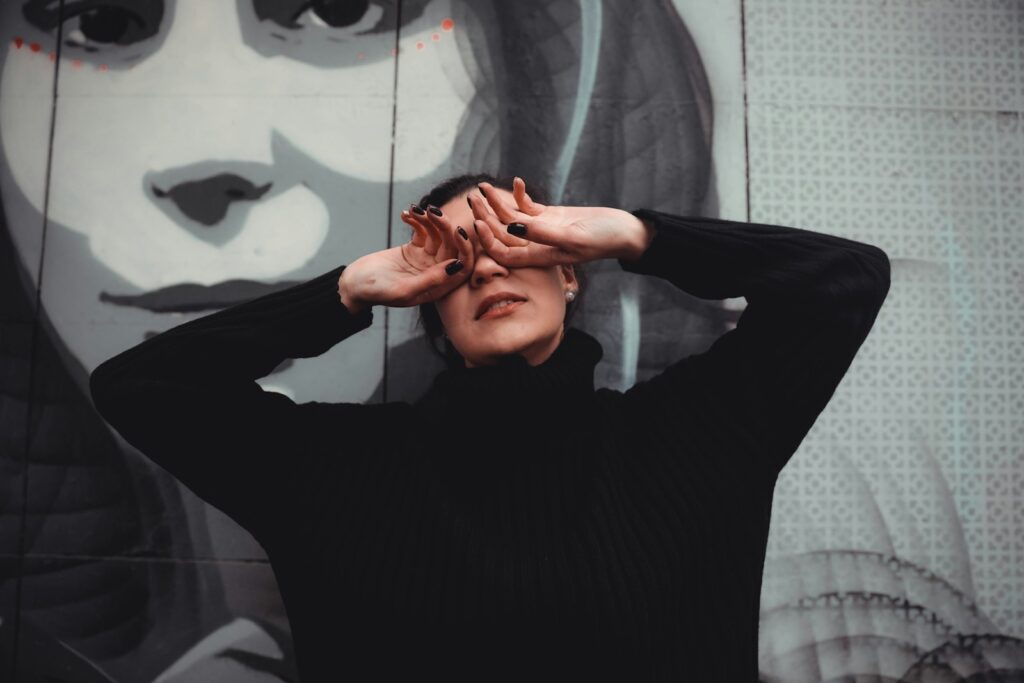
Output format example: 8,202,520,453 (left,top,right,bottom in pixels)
513,176,545,215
